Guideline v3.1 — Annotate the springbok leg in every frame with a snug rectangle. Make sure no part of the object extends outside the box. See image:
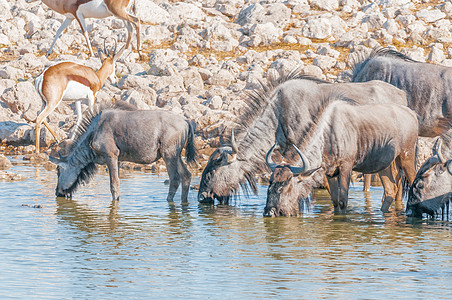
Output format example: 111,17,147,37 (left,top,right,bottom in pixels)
47,17,73,57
